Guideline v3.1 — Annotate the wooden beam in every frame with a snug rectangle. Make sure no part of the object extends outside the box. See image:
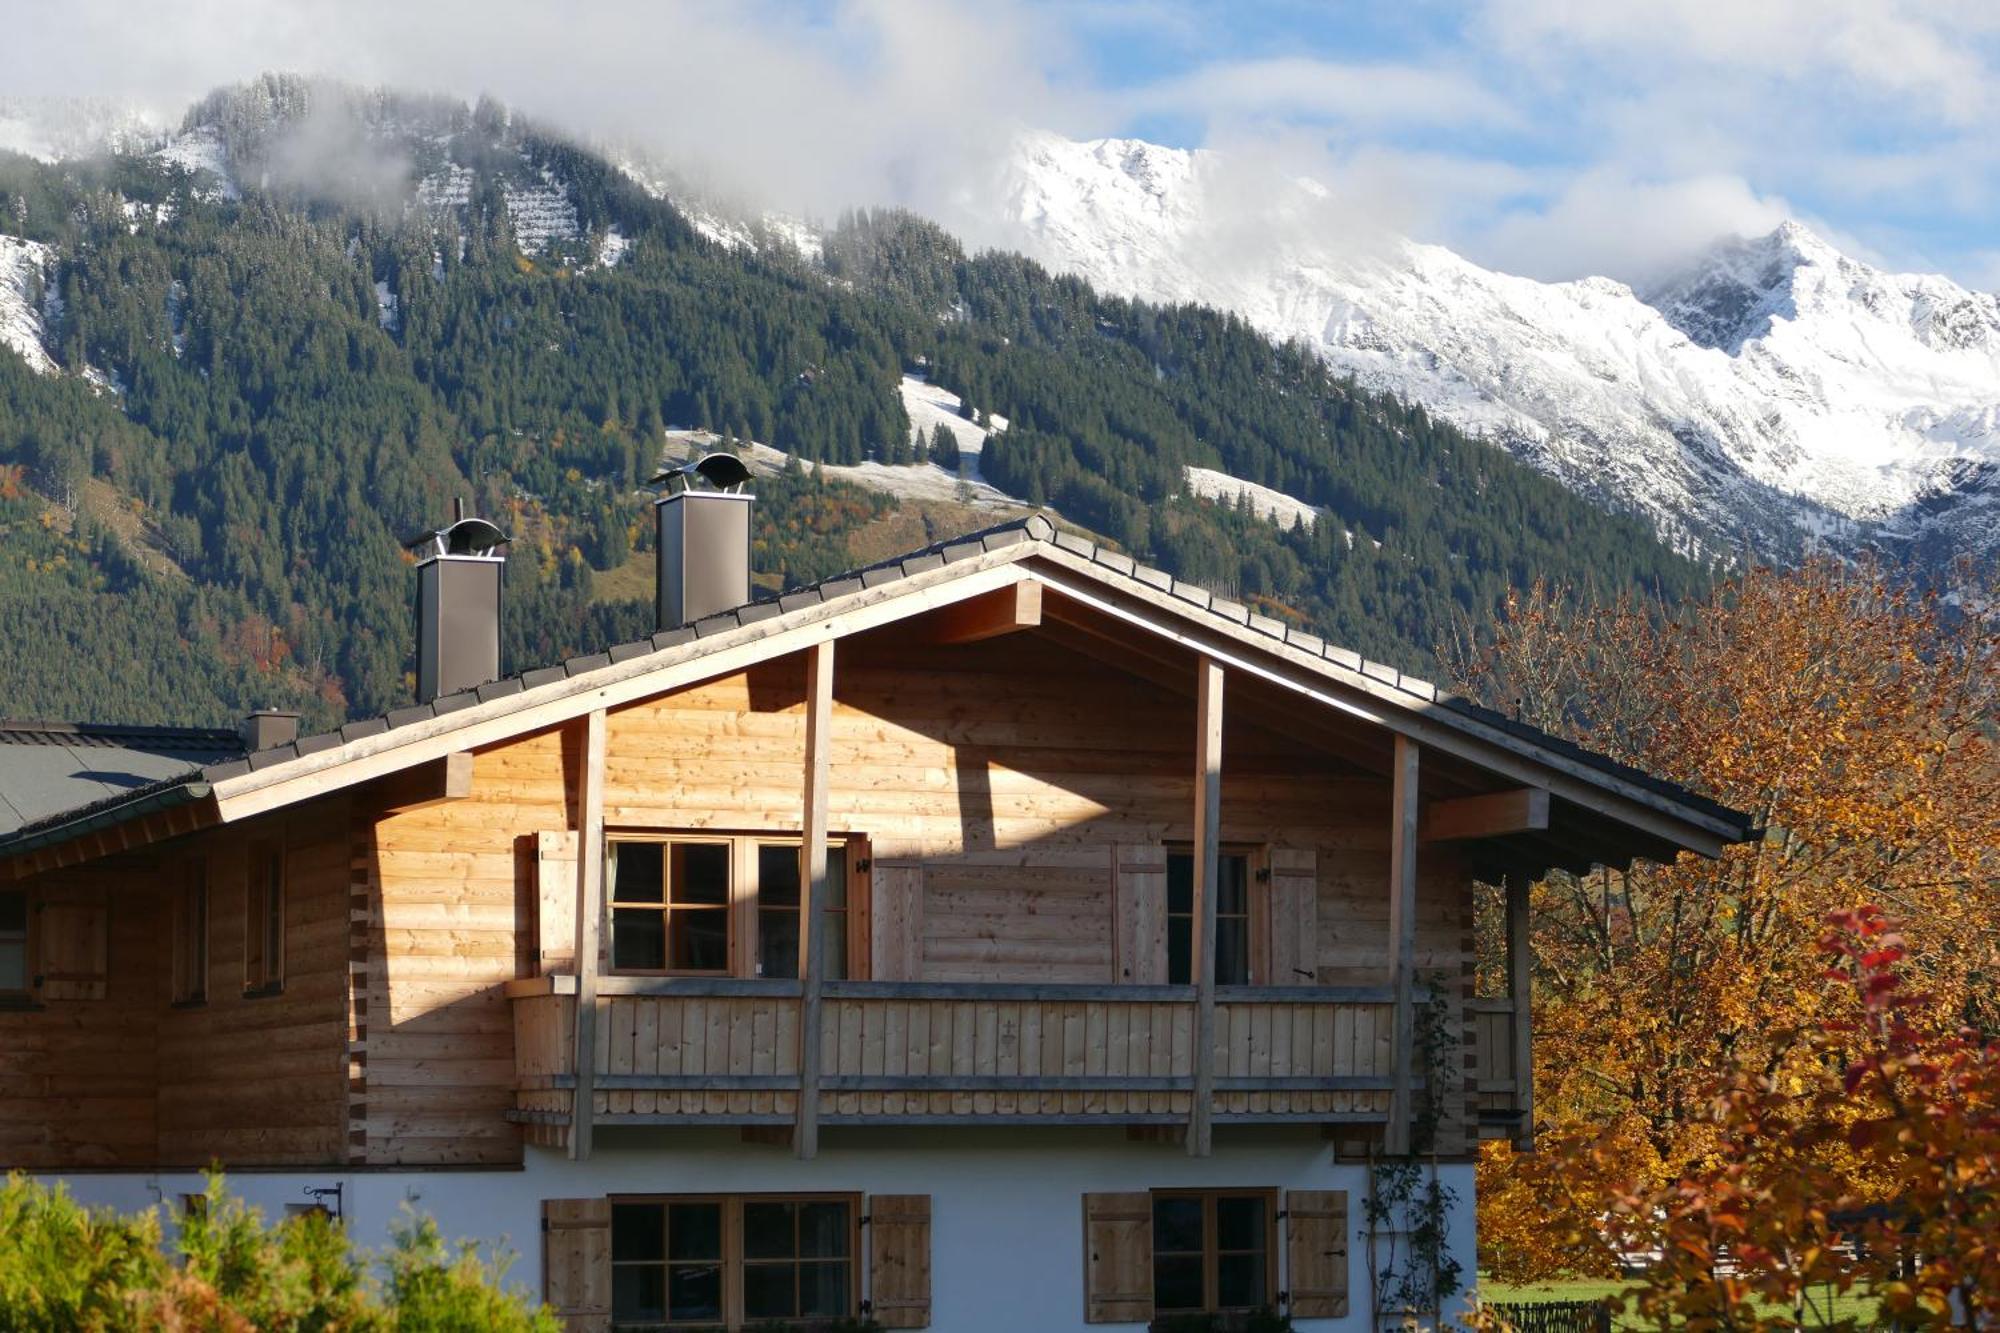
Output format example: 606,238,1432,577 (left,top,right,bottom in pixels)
569,709,607,1162
919,580,1042,644
1422,787,1549,842
795,642,835,1160
374,752,474,814
1507,875,1535,1153
1188,656,1224,1158
1386,734,1419,1155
